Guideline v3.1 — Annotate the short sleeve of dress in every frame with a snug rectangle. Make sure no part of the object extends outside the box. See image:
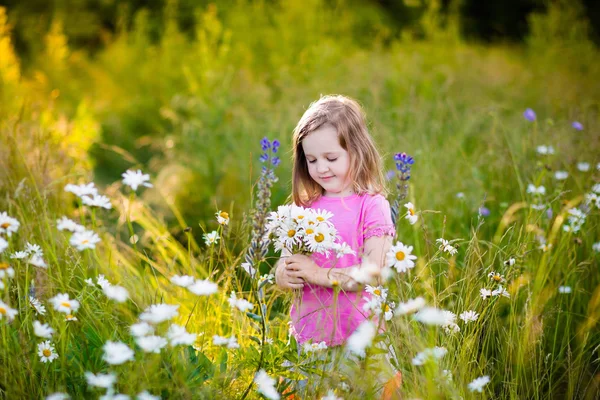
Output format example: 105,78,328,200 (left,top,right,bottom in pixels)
363,194,396,240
